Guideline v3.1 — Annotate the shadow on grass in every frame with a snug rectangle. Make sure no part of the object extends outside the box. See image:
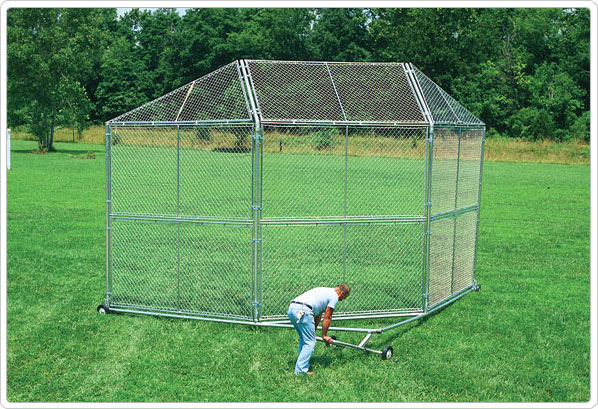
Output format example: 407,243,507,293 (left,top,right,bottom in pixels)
11,148,103,155
60,149,103,155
